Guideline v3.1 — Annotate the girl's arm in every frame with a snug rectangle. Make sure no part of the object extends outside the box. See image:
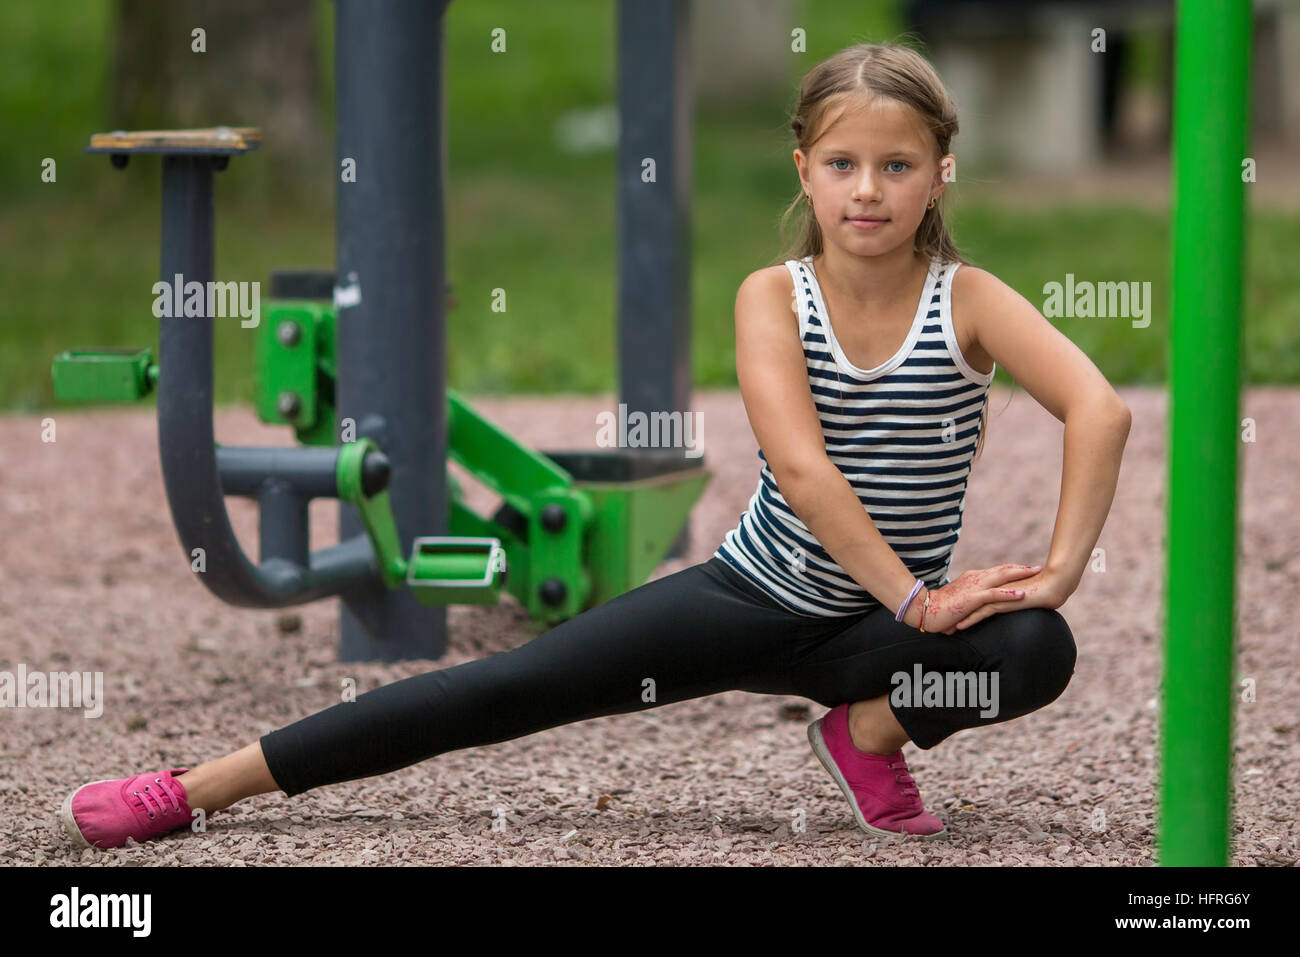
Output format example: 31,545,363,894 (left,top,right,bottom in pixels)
1045,399,1131,591
955,267,1132,595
